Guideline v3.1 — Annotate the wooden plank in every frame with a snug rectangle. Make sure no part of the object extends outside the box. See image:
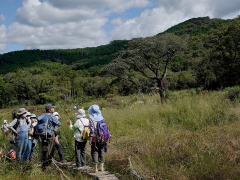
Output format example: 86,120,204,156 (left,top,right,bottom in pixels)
56,162,119,180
